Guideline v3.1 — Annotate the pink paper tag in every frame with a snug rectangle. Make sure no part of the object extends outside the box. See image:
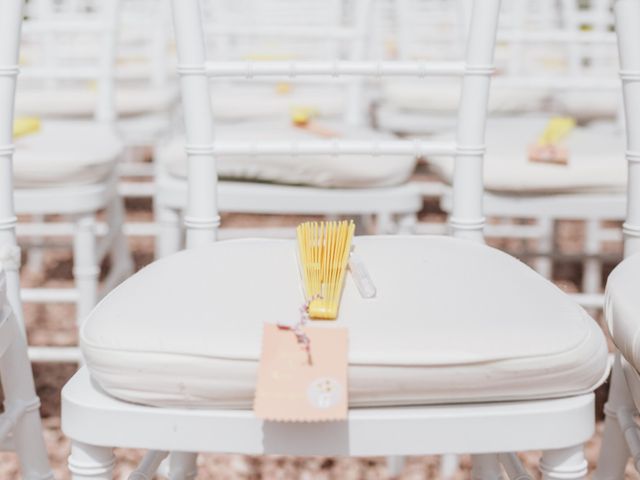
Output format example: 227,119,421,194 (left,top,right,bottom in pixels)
254,323,348,422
